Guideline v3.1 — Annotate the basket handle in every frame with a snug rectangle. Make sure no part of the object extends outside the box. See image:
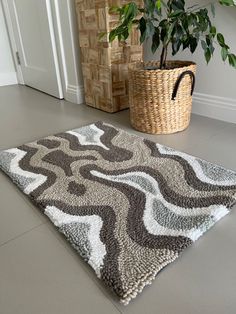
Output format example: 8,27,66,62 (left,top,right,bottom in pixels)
172,70,195,100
